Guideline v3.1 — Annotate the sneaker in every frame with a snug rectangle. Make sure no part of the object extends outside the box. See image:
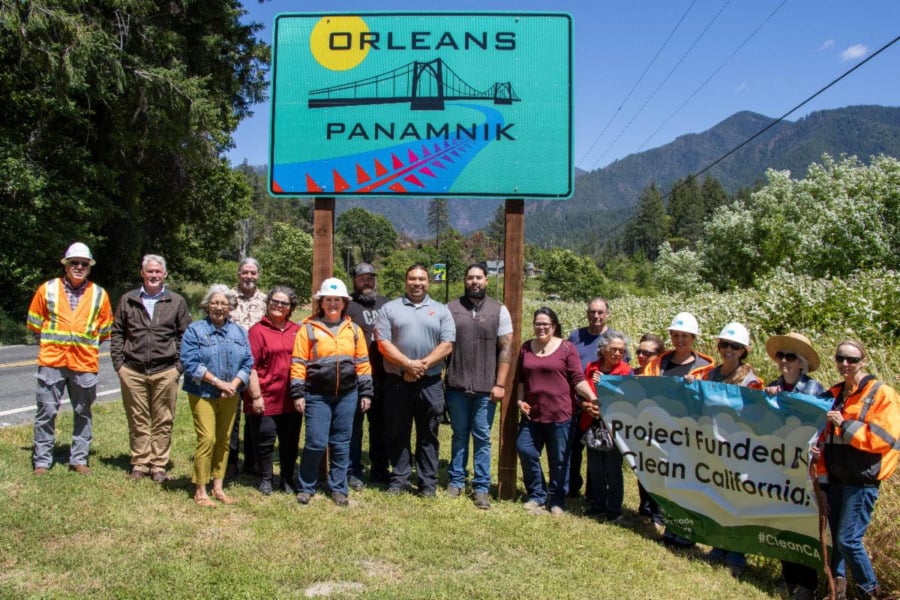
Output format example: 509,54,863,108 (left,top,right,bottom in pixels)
523,500,544,512
419,487,437,498
332,491,349,506
348,476,365,491
258,480,273,496
296,492,312,505
447,485,462,498
550,505,565,516
386,486,408,496
473,492,491,510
